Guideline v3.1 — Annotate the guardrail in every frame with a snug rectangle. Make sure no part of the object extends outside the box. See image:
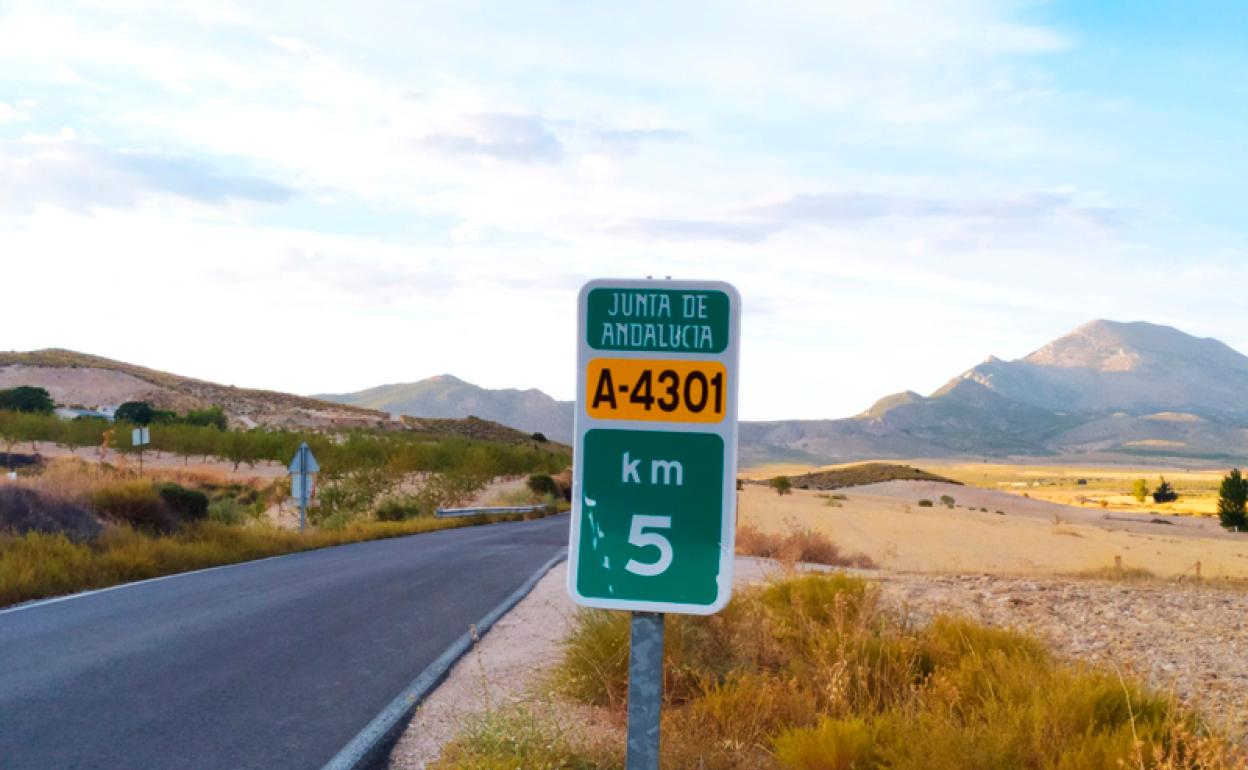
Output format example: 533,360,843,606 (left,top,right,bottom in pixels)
435,504,554,519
